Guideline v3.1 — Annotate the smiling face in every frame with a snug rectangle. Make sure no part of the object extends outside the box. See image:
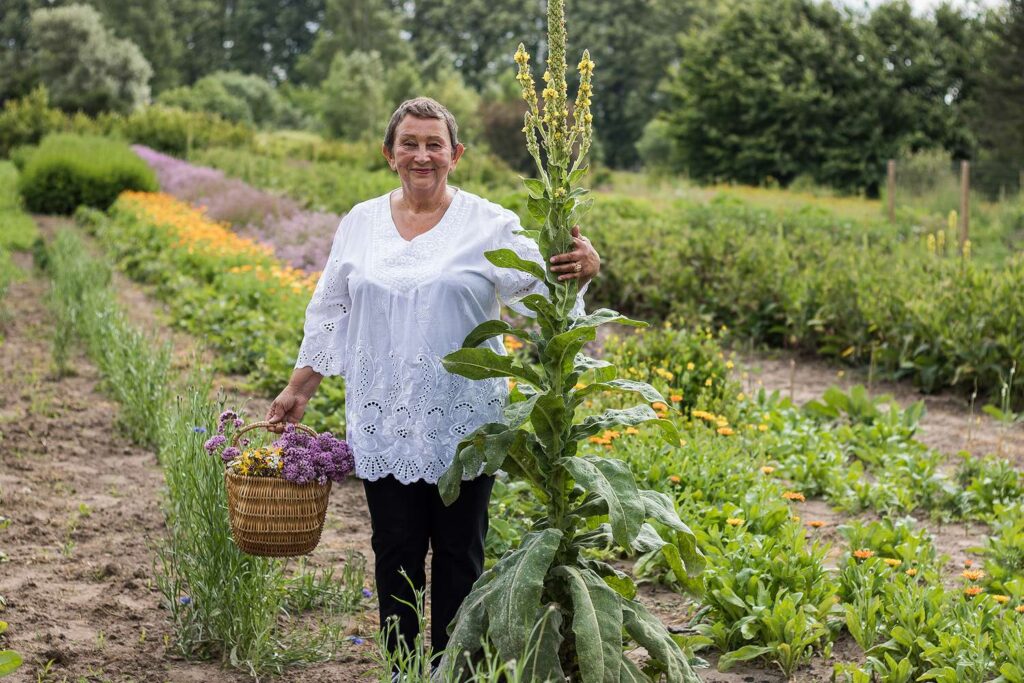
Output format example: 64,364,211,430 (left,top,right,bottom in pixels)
383,115,465,200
